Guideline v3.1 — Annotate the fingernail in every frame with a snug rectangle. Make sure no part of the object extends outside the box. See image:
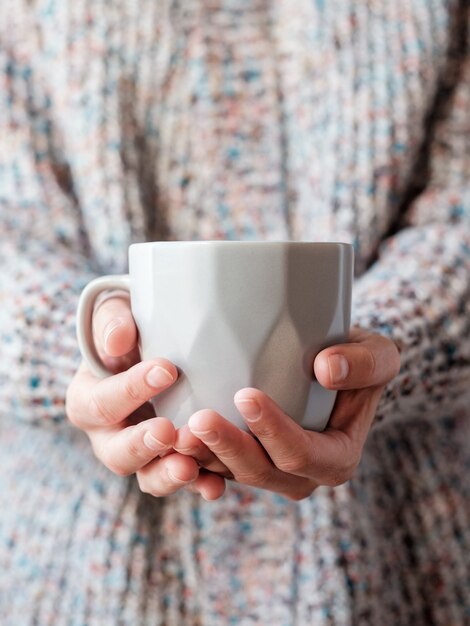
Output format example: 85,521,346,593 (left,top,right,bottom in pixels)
104,318,124,352
146,365,175,388
143,431,166,452
189,429,219,445
174,446,199,455
328,354,349,384
187,415,220,444
235,398,261,422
